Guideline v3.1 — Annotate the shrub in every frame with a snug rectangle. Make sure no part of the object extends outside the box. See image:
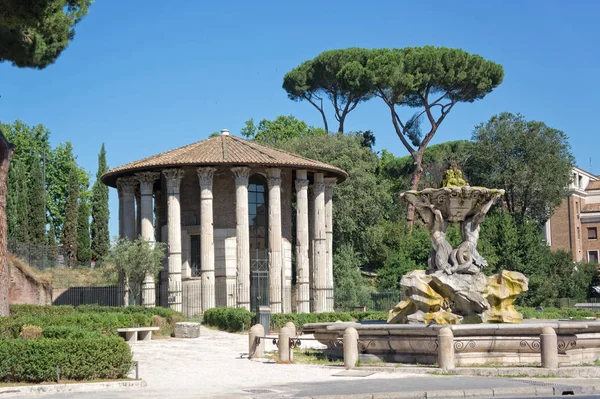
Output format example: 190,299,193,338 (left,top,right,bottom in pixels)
202,308,254,332
9,304,75,317
19,325,43,340
0,337,133,382
42,326,101,339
